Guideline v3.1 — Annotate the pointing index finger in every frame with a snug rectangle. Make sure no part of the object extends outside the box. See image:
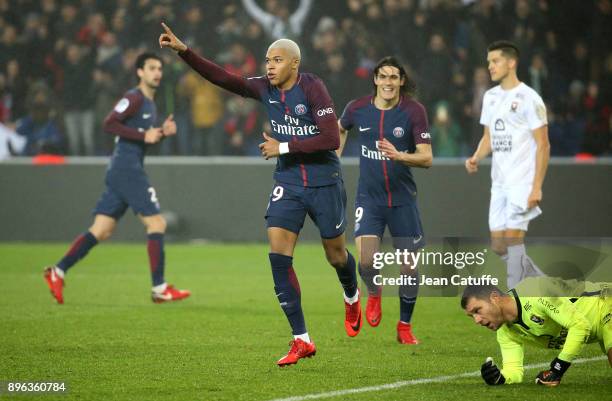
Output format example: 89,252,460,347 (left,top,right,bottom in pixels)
161,22,173,35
